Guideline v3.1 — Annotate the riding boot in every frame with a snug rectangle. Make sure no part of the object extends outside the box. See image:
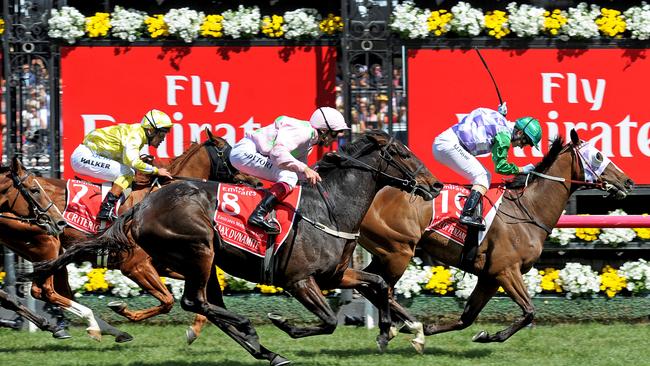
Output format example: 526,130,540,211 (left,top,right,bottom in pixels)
459,190,486,231
248,182,291,235
97,192,120,222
